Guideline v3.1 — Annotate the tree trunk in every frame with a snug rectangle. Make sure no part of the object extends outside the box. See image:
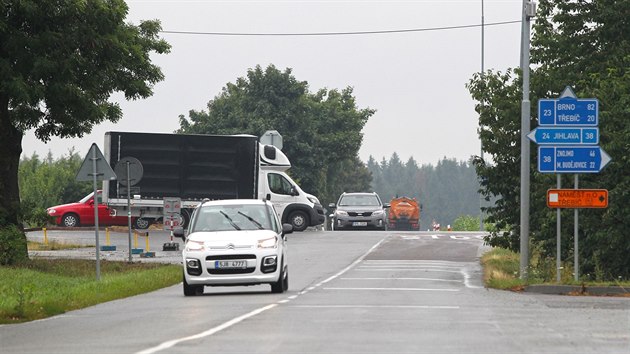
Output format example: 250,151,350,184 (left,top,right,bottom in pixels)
0,95,28,260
